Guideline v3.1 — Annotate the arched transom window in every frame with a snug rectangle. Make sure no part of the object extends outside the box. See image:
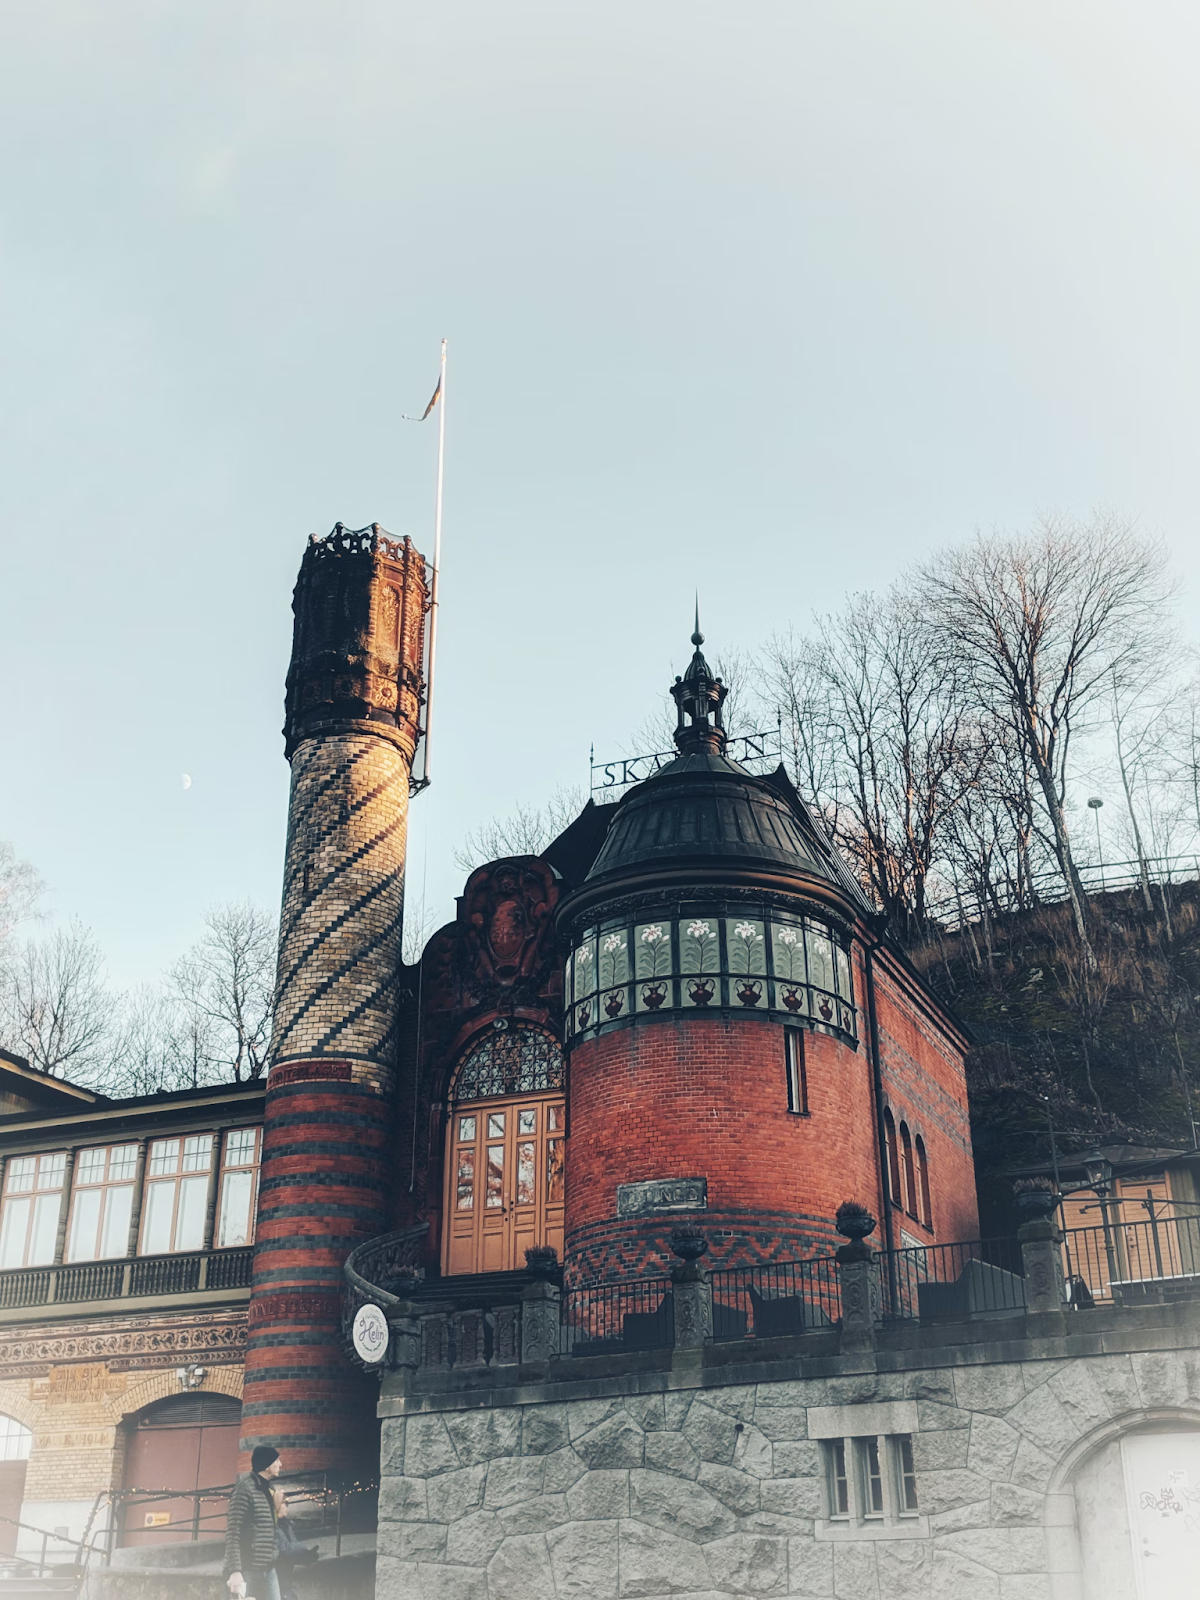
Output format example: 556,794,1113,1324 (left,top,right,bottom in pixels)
453,1023,564,1103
